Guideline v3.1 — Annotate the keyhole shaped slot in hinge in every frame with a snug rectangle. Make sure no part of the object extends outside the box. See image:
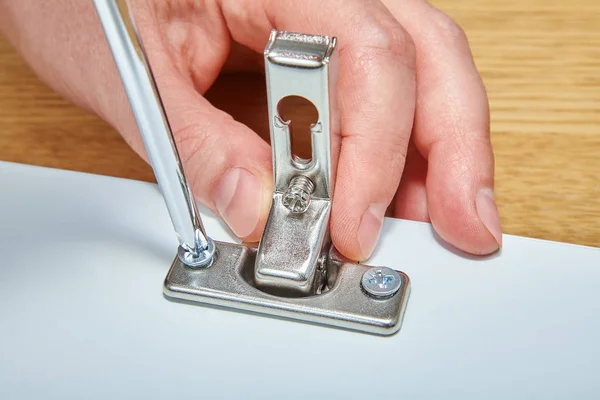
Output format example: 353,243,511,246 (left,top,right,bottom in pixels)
276,95,319,164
